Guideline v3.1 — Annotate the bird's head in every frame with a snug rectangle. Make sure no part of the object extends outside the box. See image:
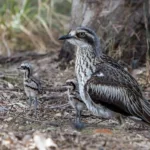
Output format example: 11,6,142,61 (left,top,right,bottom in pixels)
64,79,78,91
59,27,98,47
58,27,101,56
18,62,32,75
